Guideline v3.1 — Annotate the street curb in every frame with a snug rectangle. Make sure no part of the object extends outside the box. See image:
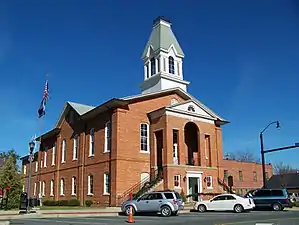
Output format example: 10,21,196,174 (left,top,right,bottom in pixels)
0,221,10,225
